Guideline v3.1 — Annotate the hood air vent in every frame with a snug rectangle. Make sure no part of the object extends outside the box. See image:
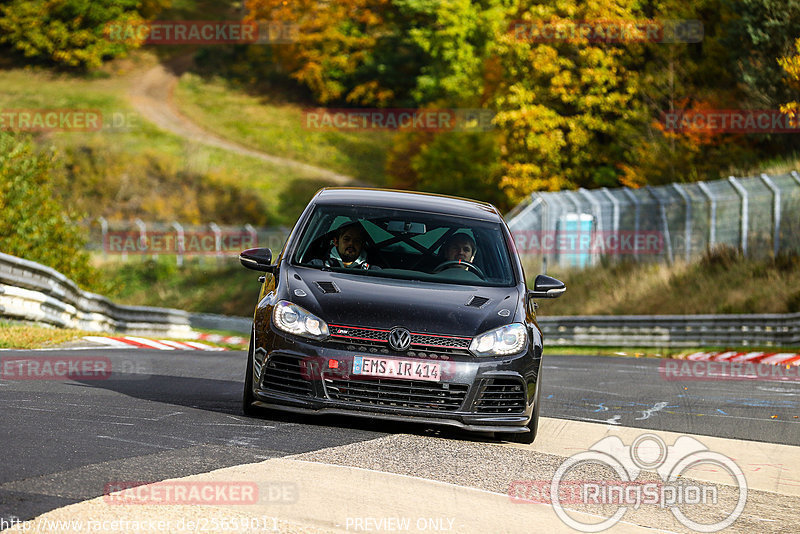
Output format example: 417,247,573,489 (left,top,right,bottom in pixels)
466,296,490,308
315,281,340,294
